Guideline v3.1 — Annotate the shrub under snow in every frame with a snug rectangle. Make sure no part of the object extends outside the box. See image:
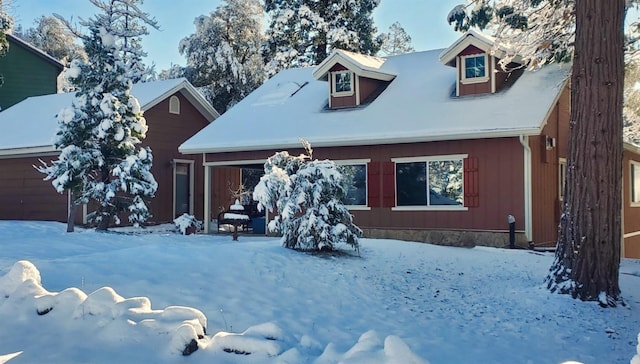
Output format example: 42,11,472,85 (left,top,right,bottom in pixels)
253,143,361,251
